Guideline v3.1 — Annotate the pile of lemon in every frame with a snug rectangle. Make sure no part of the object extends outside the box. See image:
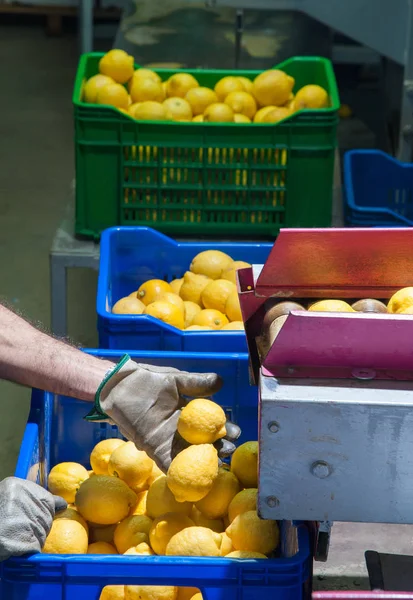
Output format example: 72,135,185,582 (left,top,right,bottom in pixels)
83,49,329,124
44,398,277,600
112,249,249,331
